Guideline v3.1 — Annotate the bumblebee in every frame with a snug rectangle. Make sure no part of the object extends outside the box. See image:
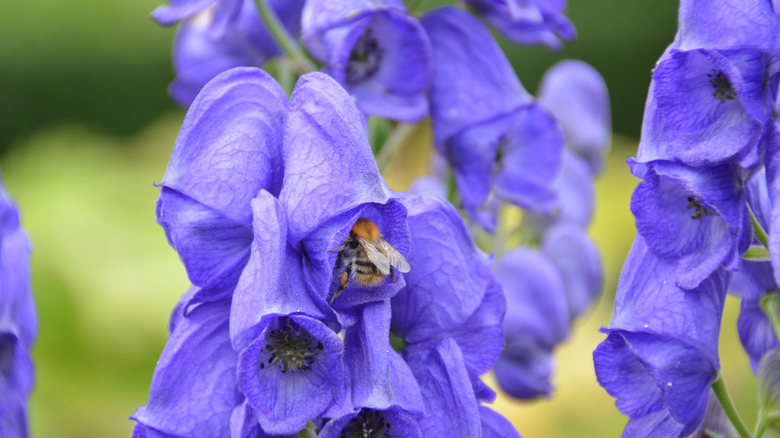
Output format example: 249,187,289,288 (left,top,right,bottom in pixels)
329,218,410,303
